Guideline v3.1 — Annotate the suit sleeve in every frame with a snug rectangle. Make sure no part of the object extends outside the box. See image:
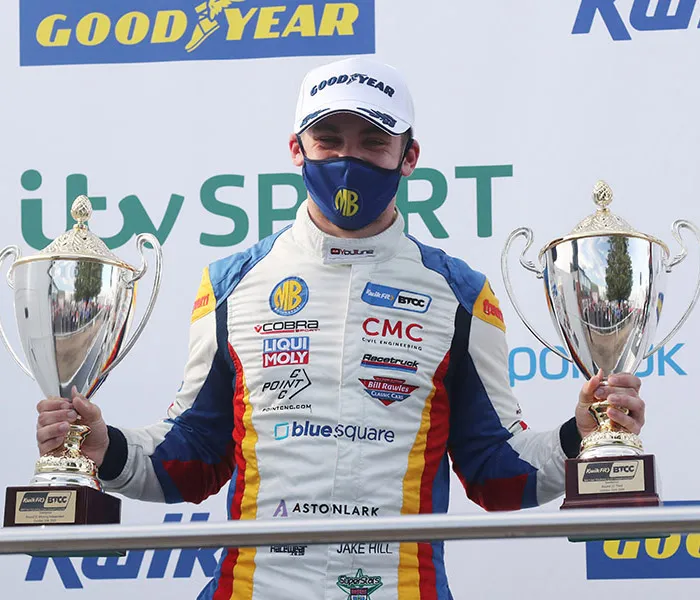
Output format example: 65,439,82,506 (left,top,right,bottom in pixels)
99,267,236,504
446,281,580,511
